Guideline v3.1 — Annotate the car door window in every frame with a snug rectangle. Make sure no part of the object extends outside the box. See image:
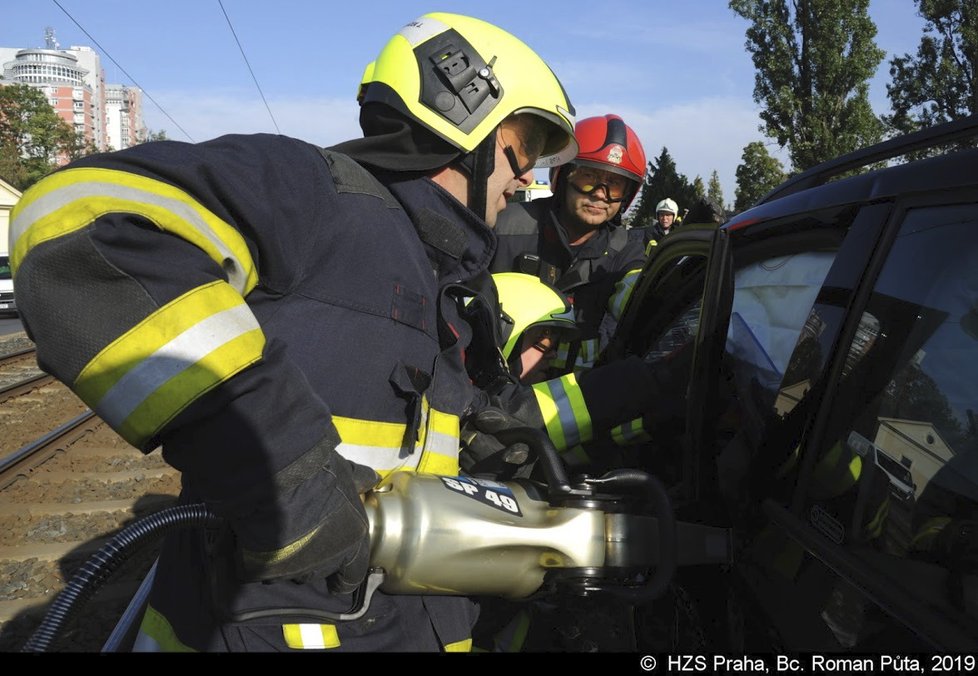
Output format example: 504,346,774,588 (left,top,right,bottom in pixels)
726,251,837,423
805,203,978,641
